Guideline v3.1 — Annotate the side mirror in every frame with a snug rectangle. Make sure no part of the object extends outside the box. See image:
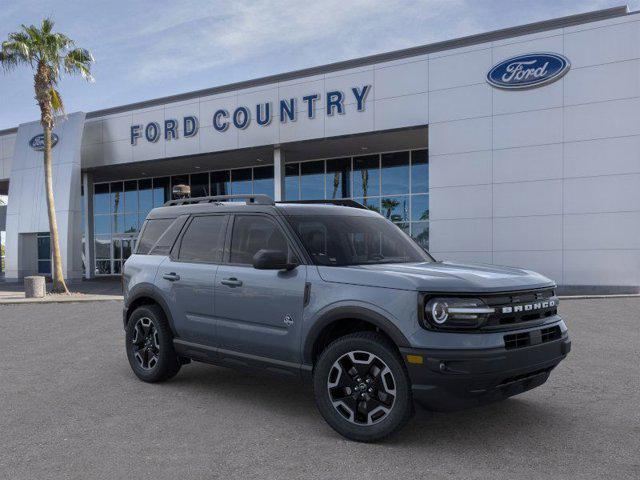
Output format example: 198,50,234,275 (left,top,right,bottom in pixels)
252,249,297,271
